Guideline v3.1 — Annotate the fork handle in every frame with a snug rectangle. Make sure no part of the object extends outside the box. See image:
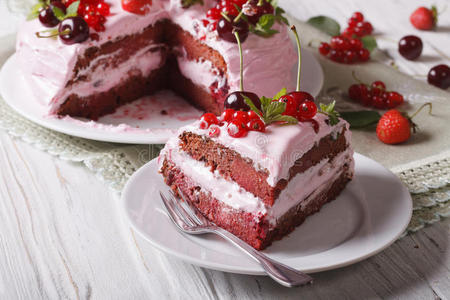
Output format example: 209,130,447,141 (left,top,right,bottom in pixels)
213,227,313,287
